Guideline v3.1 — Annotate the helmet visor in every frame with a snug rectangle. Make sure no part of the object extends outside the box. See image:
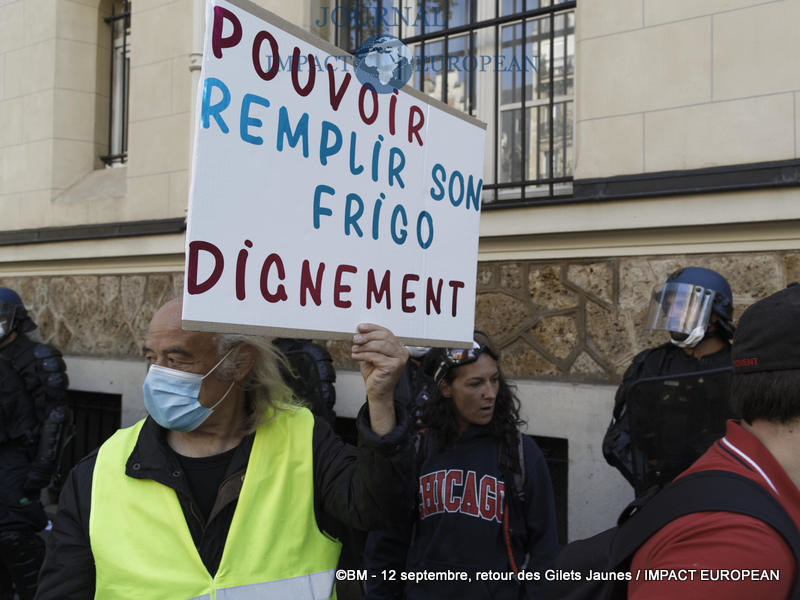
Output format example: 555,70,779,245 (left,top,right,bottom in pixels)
645,282,714,336
0,303,15,338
